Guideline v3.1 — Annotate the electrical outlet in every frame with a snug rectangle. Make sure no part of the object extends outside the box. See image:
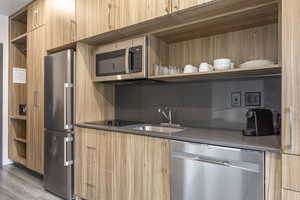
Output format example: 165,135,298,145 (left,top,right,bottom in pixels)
245,92,261,106
231,92,242,107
